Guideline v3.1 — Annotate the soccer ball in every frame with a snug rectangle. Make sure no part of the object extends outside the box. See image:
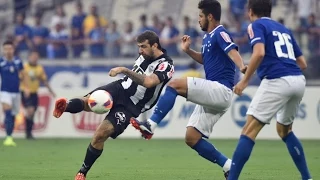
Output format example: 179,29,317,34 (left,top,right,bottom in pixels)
87,90,113,114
